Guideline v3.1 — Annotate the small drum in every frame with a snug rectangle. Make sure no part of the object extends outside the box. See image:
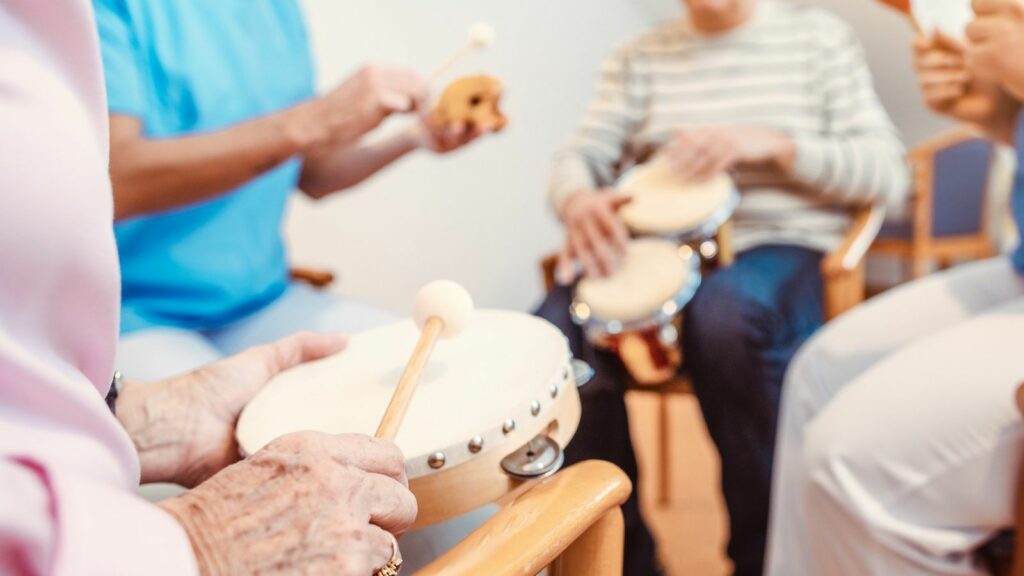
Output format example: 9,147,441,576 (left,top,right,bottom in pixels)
571,238,701,384
618,157,740,260
235,310,583,528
